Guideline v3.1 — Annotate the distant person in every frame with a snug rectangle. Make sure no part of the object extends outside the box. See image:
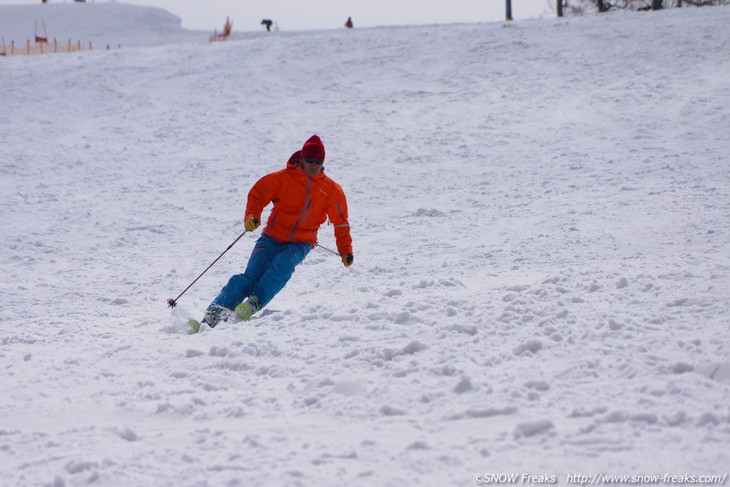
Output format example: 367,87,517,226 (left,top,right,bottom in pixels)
345,17,353,29
261,19,273,31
